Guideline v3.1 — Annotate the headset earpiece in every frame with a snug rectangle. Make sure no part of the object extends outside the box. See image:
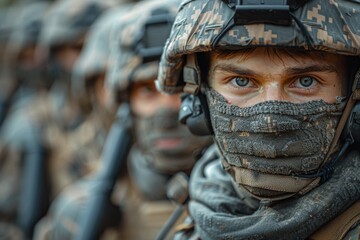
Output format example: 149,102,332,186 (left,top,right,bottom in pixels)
178,93,213,136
